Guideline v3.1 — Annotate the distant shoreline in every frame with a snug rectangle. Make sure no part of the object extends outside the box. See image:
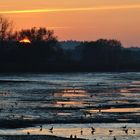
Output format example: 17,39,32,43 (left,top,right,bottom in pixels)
0,68,140,74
